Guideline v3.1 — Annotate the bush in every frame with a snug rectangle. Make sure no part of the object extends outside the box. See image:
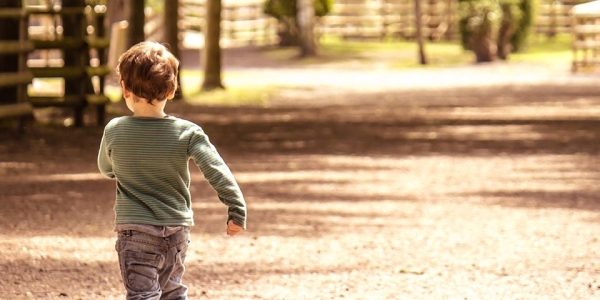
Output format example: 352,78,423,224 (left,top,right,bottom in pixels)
264,0,333,19
458,0,502,61
264,0,333,46
511,0,537,52
458,0,537,61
